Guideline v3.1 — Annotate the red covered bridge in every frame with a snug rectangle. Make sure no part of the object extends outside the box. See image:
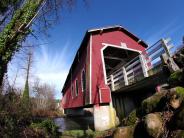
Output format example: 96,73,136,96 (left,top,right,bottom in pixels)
61,25,172,131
